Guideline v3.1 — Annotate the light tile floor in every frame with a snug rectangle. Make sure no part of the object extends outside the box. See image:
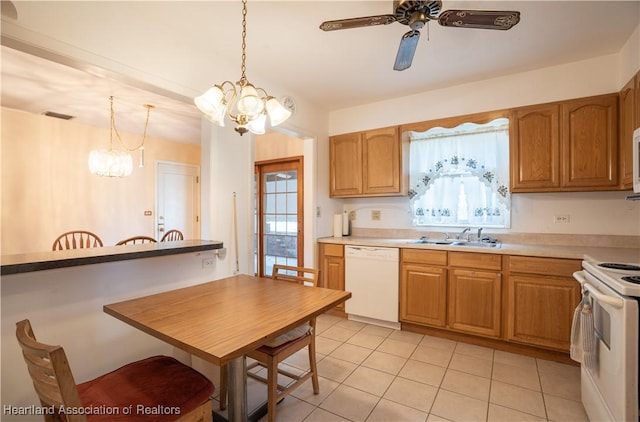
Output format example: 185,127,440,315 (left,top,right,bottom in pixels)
213,313,588,422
